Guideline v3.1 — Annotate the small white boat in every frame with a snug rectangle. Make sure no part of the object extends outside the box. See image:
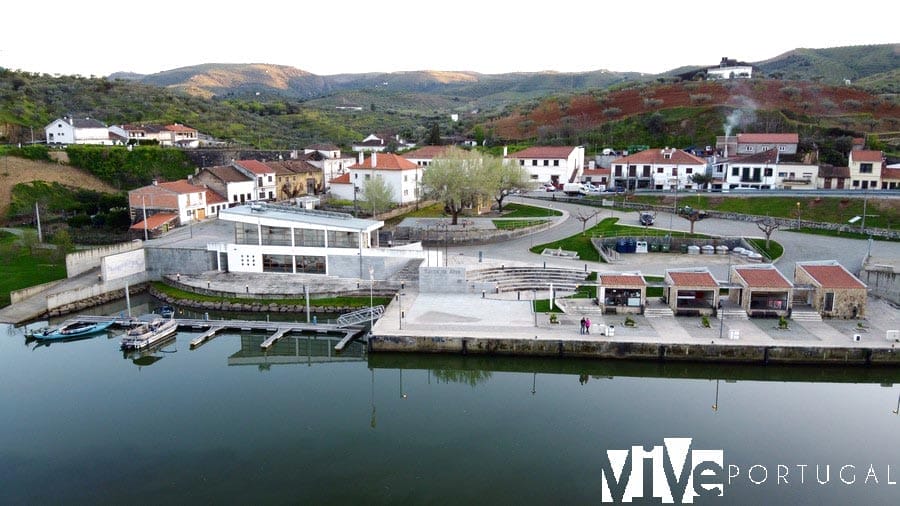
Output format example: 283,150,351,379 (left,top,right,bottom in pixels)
121,316,177,350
